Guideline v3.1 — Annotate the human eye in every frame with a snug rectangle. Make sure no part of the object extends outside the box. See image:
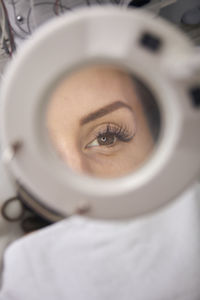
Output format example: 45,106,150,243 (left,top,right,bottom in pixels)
85,123,135,149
